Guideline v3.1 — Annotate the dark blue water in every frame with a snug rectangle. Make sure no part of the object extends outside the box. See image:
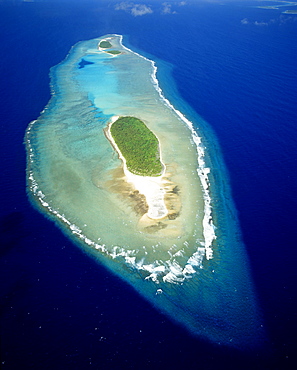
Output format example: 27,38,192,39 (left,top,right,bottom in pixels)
1,1,296,369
